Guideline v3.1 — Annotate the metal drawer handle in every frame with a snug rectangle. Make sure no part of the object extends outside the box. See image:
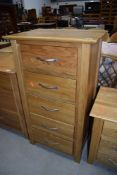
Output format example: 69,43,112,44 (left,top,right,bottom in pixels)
41,105,59,112
41,124,59,131
35,57,60,63
38,83,58,90
108,159,117,166
44,139,59,145
112,146,117,151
